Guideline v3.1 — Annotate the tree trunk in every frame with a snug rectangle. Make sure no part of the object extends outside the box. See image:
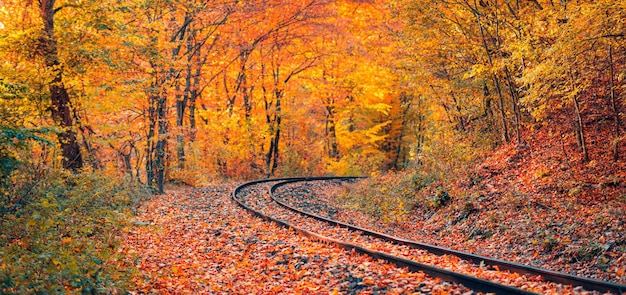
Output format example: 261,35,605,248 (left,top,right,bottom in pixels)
172,16,189,170
569,71,588,162
271,92,282,175
146,92,156,188
325,104,339,160
493,74,510,143
573,95,588,162
264,83,283,177
476,15,509,143
240,52,252,120
608,44,621,162
415,95,426,154
175,80,187,169
504,66,522,144
155,94,167,194
189,53,201,142
146,69,167,193
392,93,411,169
39,0,83,171
175,55,192,169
